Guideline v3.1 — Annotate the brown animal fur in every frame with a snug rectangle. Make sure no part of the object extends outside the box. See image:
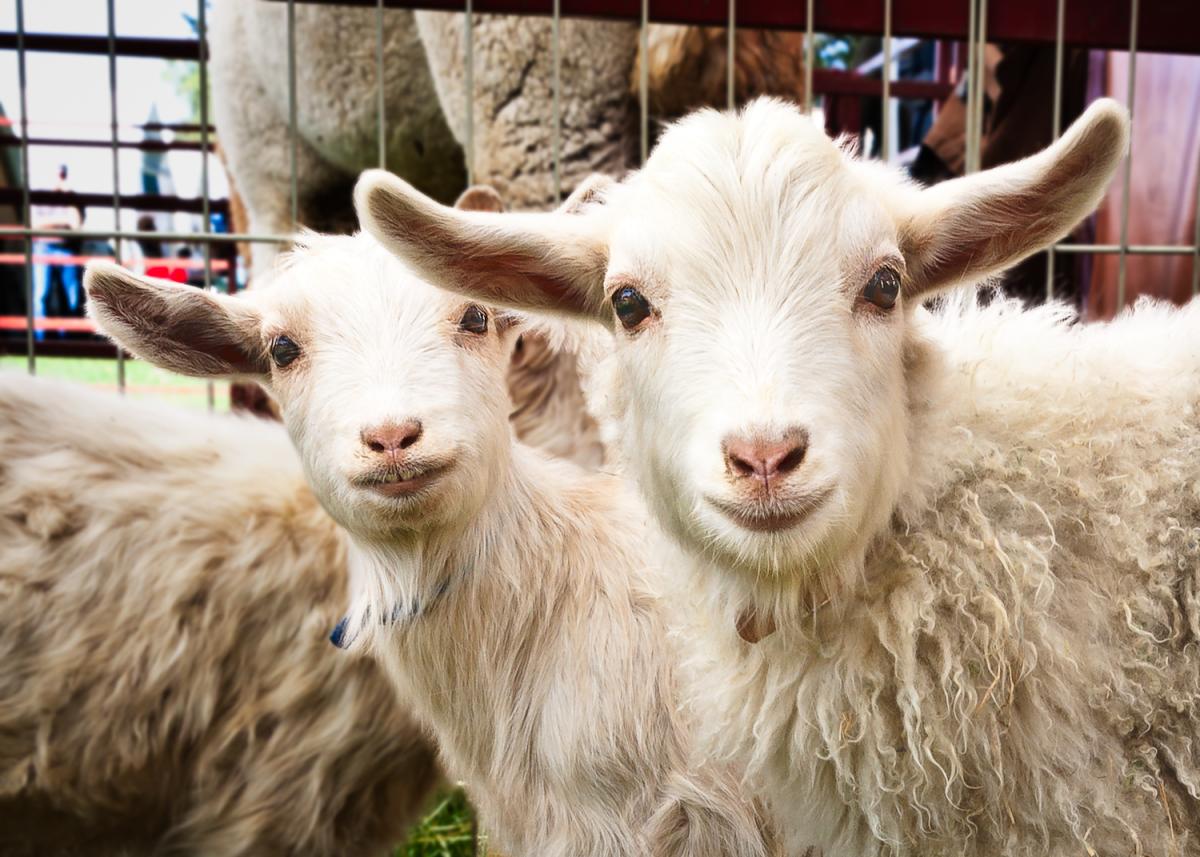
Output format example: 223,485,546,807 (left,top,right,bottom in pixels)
0,374,440,856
